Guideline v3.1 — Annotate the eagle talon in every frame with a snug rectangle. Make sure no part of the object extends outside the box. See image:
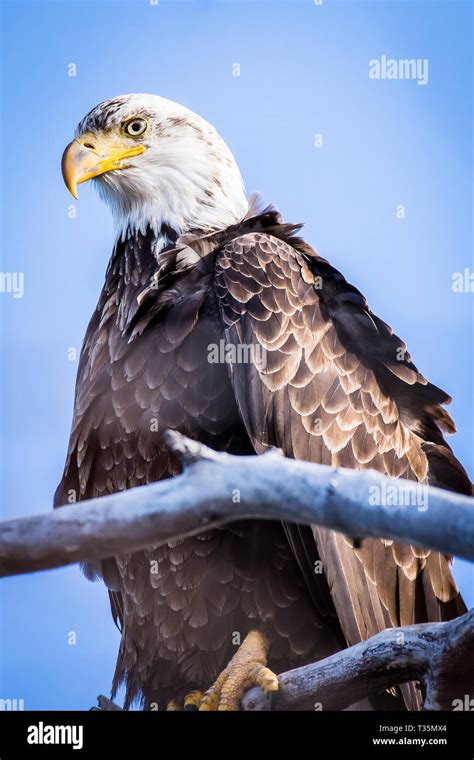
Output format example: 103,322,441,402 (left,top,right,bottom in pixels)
184,690,203,711
198,630,278,711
